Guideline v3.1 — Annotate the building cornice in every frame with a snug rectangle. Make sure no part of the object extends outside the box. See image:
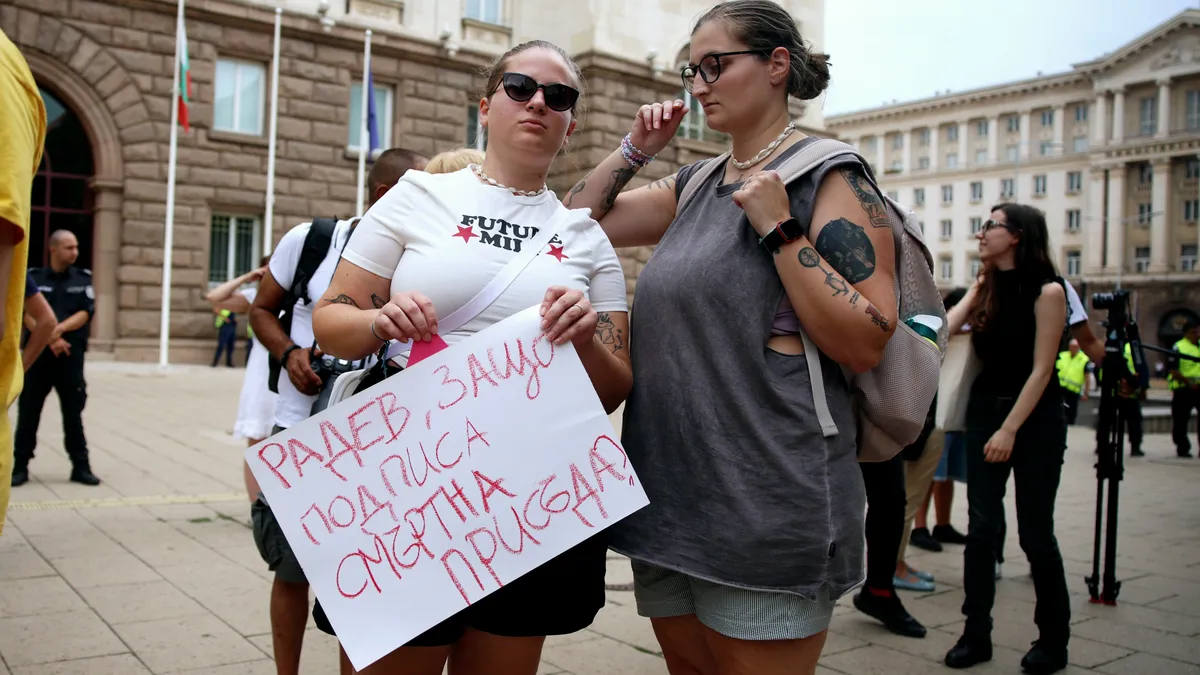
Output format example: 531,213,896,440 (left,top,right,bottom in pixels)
1072,9,1200,75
